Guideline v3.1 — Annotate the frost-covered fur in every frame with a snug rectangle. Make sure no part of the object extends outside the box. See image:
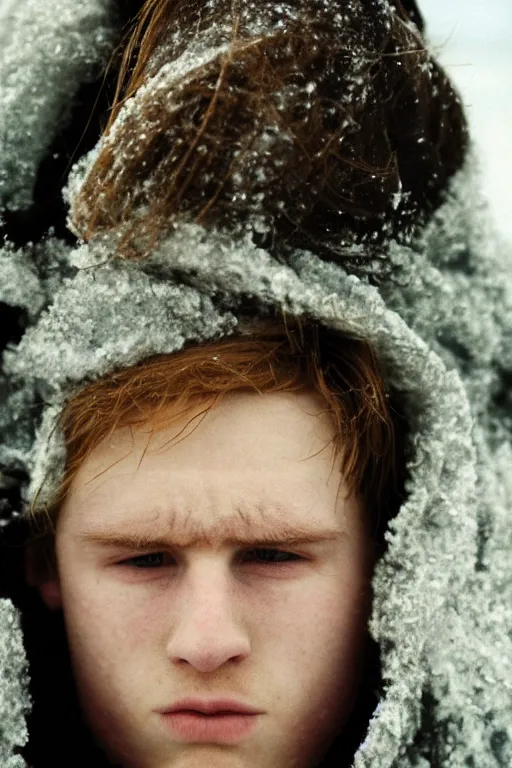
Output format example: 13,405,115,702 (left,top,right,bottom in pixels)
0,0,118,213
0,0,511,766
